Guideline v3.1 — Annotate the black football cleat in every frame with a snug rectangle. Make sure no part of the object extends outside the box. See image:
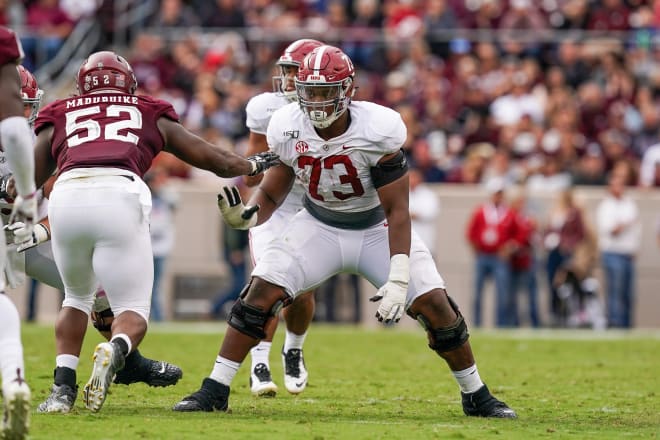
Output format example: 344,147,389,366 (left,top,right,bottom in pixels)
114,357,182,387
462,384,517,418
172,378,229,412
